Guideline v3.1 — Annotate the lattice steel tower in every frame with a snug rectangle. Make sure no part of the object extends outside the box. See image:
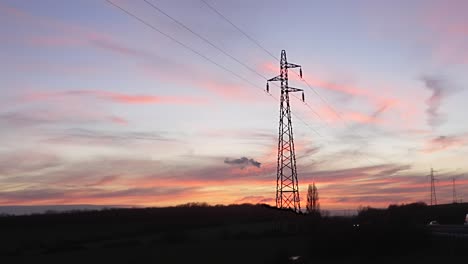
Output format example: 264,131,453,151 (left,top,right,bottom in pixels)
266,50,305,213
